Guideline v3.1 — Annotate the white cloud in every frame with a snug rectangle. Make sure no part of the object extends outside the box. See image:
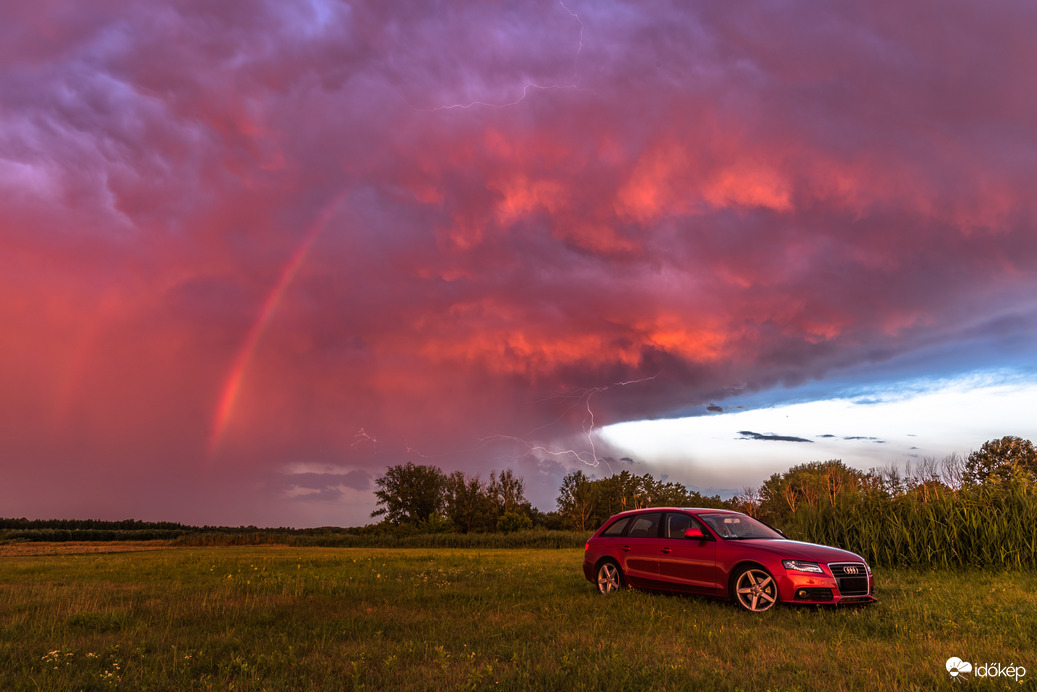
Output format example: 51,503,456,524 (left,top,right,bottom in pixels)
599,370,1037,495
282,462,356,476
